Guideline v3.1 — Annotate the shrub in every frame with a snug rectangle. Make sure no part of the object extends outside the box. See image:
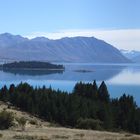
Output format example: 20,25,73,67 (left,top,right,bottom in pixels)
76,118,103,130
29,119,38,125
17,117,26,131
0,133,3,138
0,110,14,130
